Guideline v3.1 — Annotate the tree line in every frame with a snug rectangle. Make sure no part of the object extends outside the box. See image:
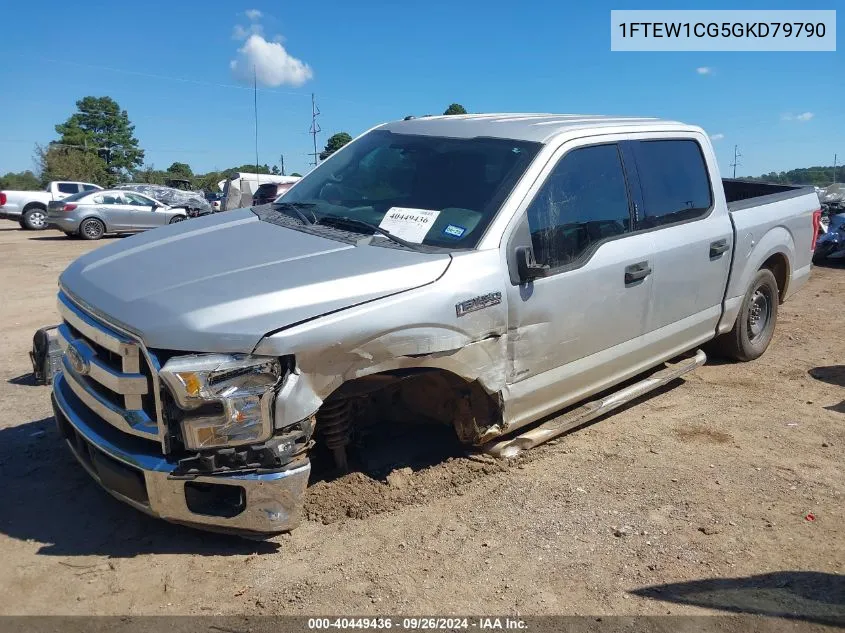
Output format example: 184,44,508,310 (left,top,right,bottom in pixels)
0,100,473,191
